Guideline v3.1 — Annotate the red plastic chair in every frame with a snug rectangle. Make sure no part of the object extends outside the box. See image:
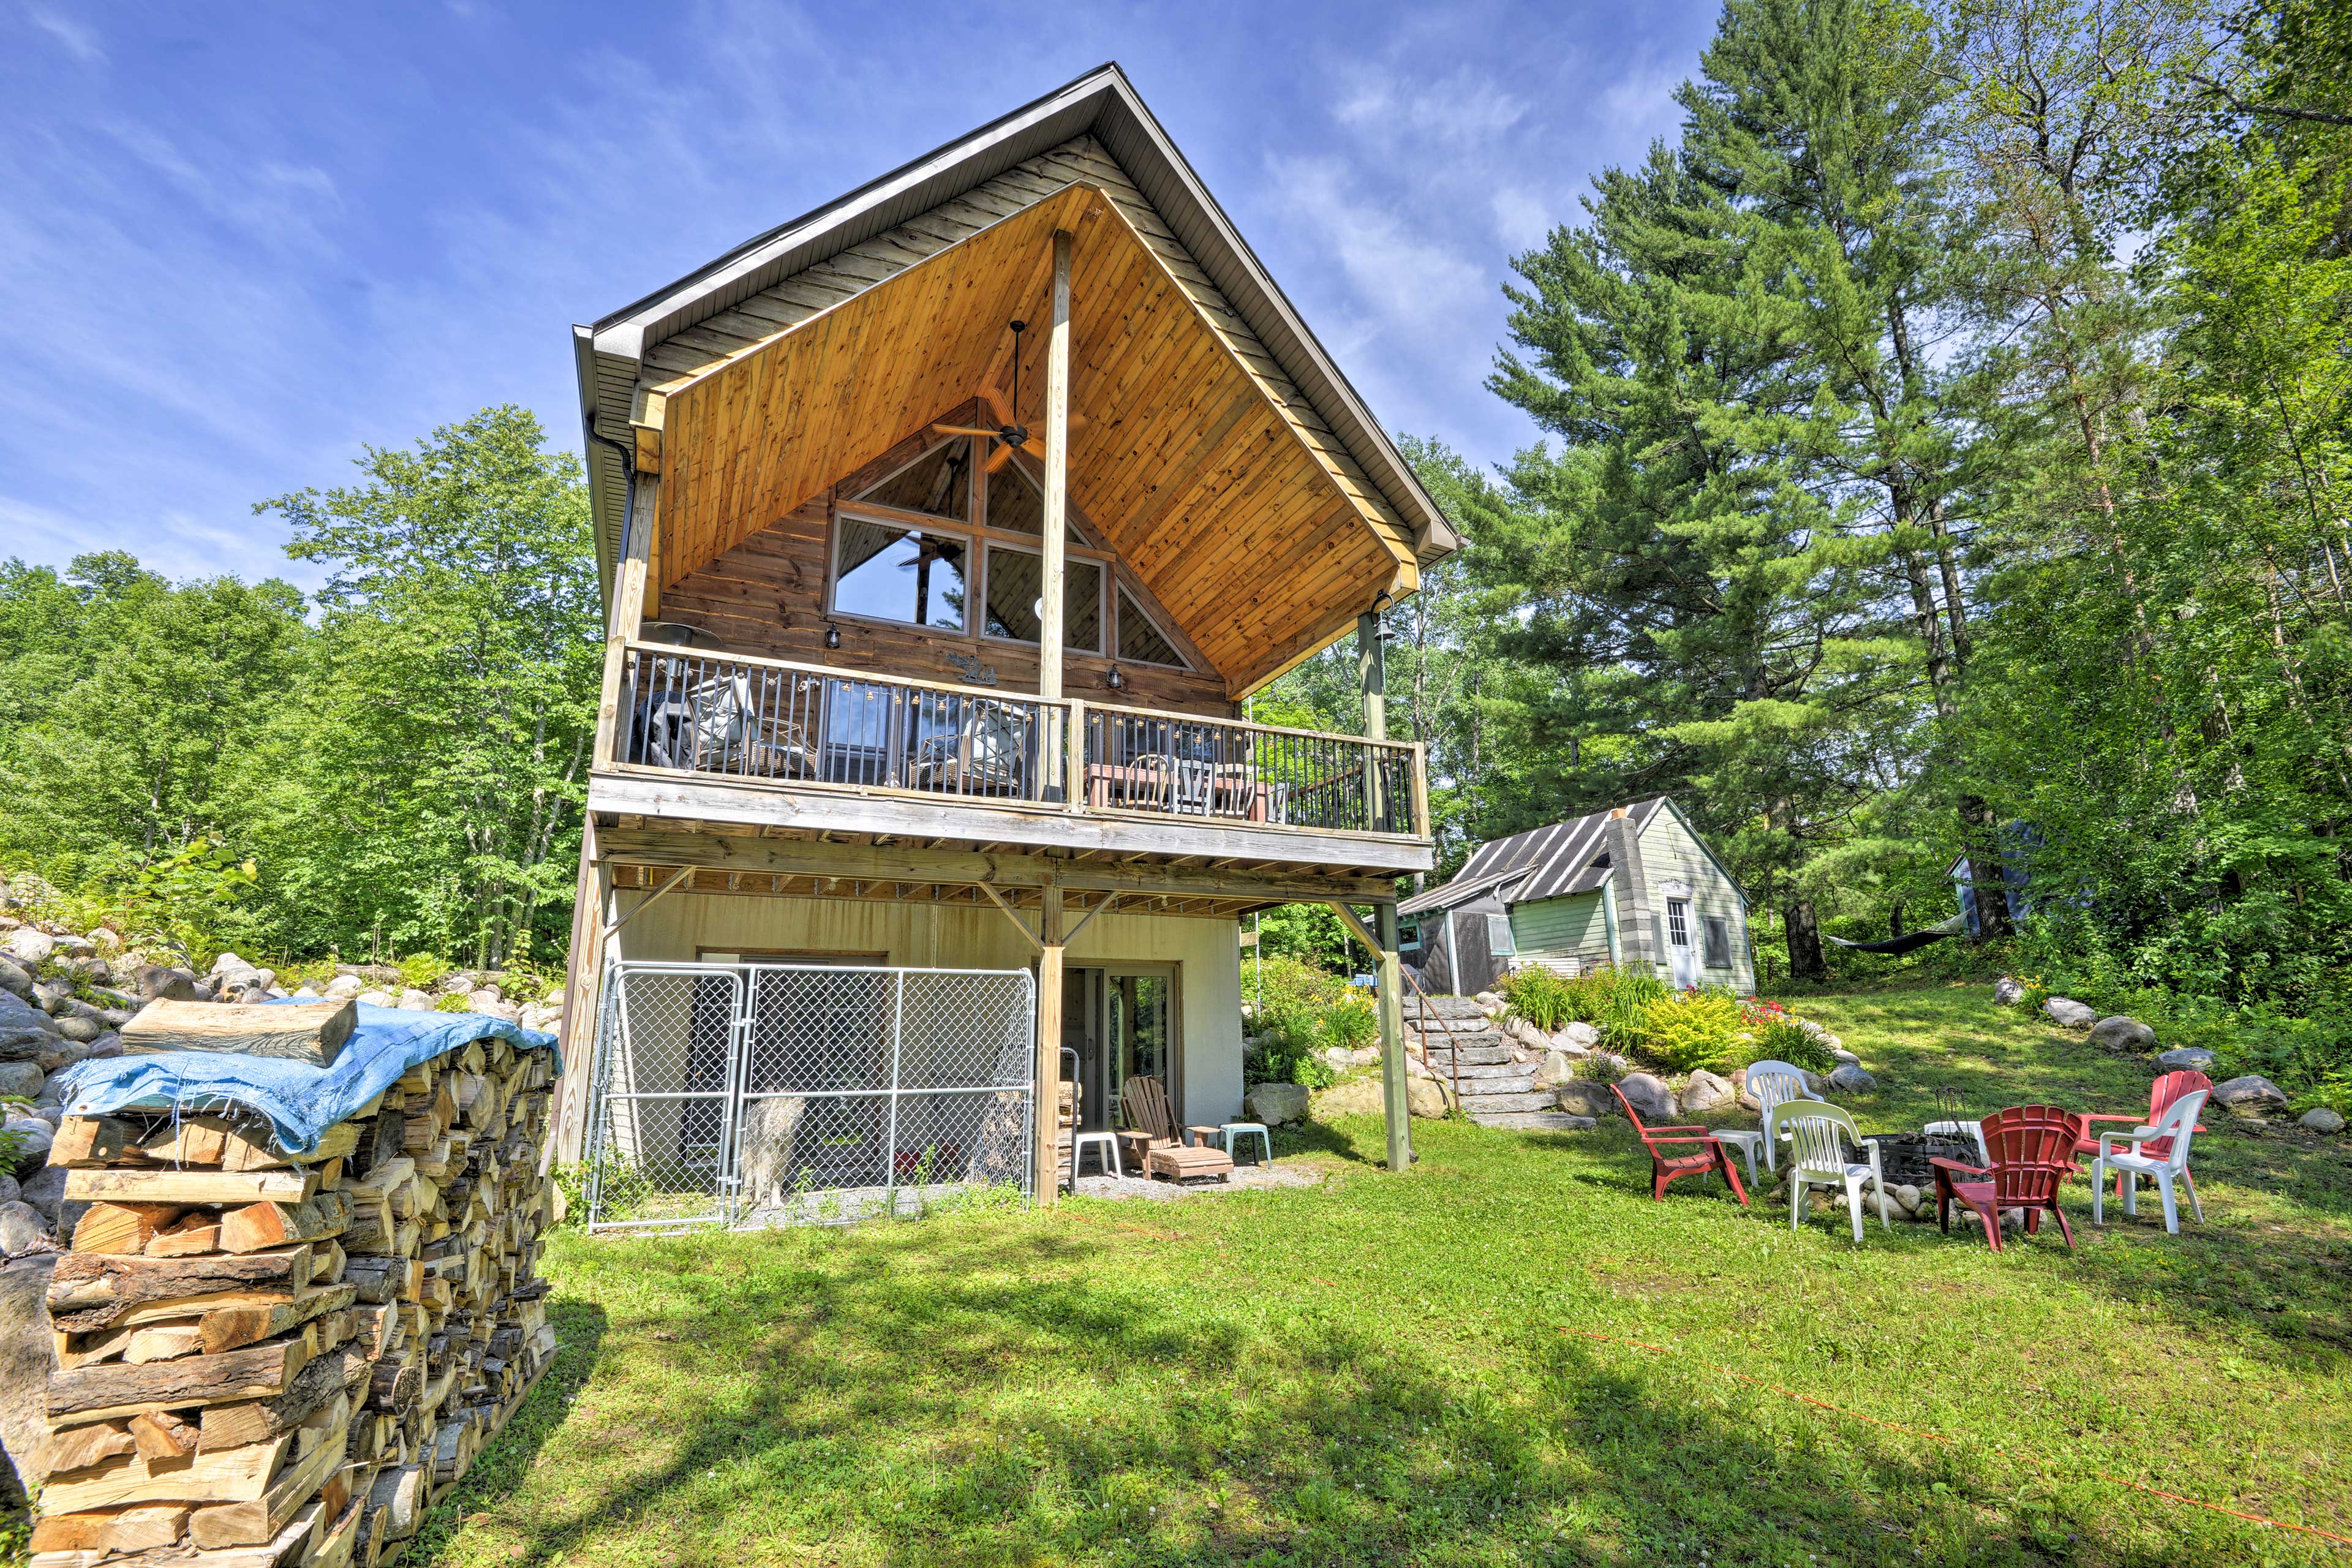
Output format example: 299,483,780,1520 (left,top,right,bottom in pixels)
2076,1069,2209,1204
1930,1106,2086,1251
1611,1083,1750,1205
